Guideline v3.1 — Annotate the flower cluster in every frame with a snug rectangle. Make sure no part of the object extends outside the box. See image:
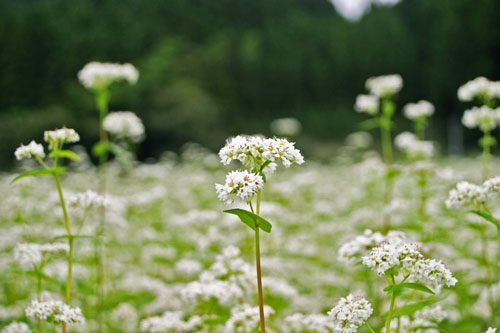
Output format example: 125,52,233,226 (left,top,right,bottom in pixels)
78,62,139,89
25,300,85,326
180,275,244,306
224,304,274,333
365,74,403,97
218,135,304,172
14,141,45,160
486,328,497,333
44,128,80,150
403,100,435,120
458,77,500,102
282,313,335,332
394,132,434,160
354,94,379,115
103,111,145,142
327,295,373,333
140,311,201,333
13,243,69,270
1,322,31,333
445,181,488,209
462,106,500,132
215,170,264,205
68,190,108,210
